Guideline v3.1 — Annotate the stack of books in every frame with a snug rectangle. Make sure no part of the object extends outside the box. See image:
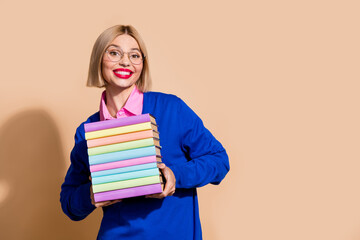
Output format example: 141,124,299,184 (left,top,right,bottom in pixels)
84,114,163,202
